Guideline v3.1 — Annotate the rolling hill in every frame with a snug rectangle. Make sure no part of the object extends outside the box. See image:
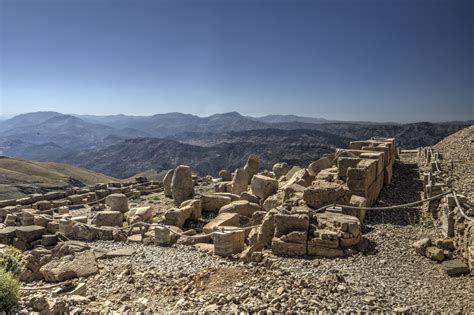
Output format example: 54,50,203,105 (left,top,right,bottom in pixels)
0,156,119,199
